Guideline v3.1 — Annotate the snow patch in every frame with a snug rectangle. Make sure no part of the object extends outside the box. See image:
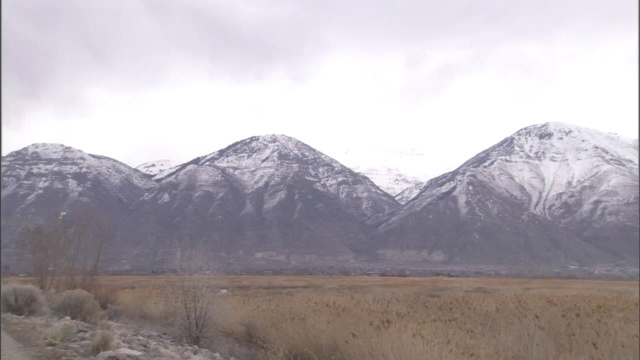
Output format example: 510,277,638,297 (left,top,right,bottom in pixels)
136,159,176,176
